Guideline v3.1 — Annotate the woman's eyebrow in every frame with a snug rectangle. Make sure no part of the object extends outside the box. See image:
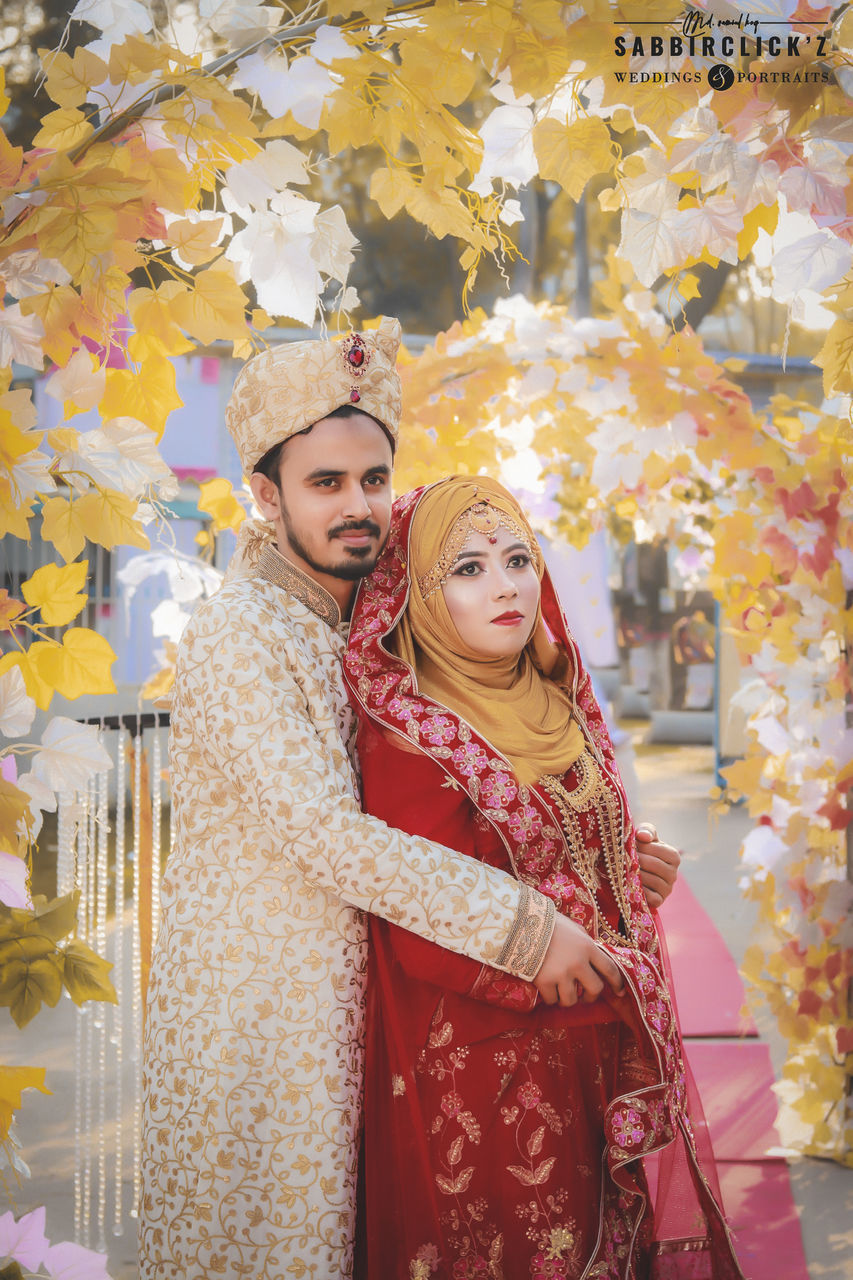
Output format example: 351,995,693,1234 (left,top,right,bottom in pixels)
453,541,528,565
